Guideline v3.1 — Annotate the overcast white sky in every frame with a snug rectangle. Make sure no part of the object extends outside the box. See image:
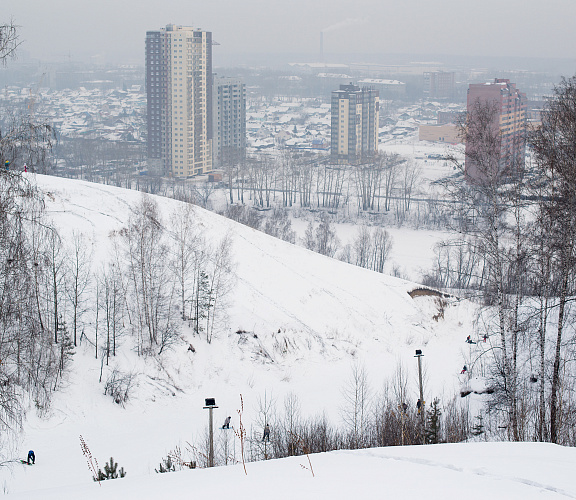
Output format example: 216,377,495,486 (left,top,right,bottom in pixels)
4,0,576,65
